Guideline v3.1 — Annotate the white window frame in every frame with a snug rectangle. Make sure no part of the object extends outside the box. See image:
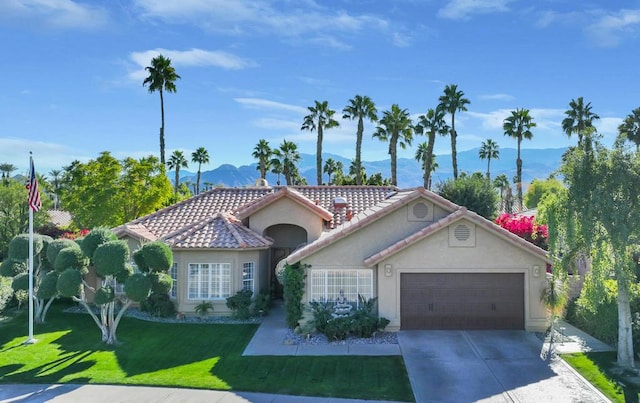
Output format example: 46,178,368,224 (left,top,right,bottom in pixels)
242,262,255,294
170,262,178,299
310,269,373,308
187,262,231,300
